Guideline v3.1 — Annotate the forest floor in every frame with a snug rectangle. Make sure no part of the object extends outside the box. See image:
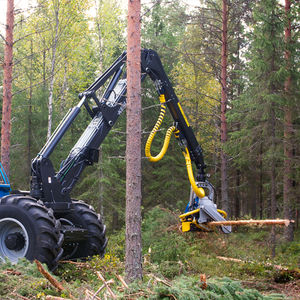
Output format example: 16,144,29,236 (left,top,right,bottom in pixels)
0,207,299,299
